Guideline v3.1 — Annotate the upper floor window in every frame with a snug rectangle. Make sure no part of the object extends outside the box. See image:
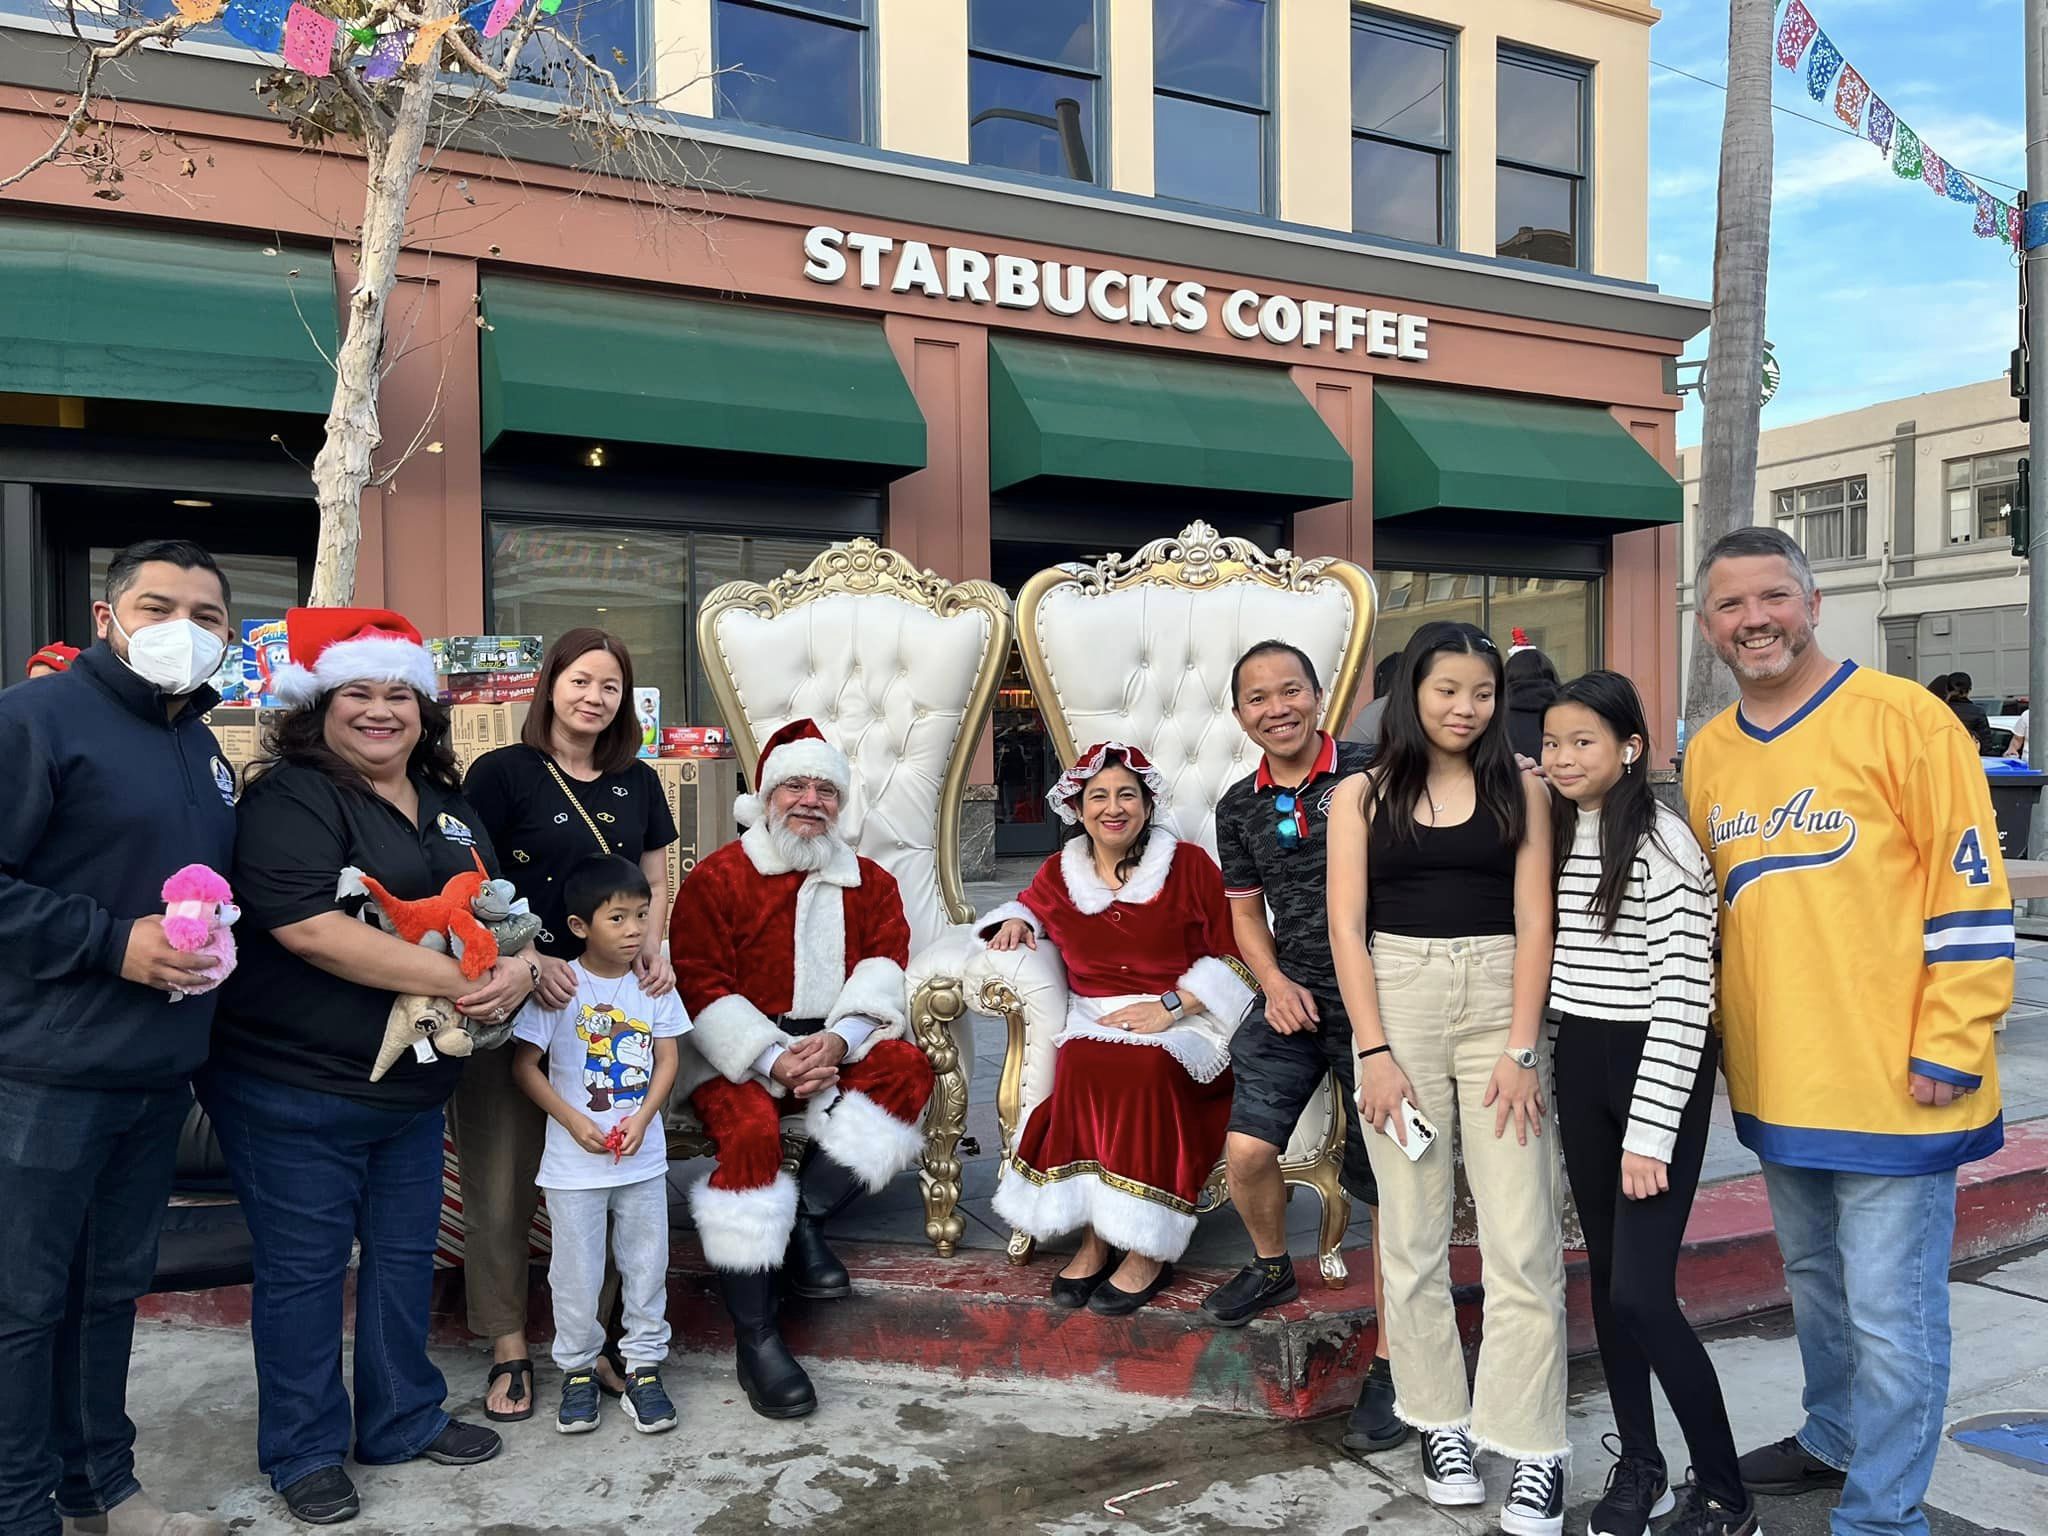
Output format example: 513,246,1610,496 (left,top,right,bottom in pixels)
1496,49,1587,269
1152,0,1270,215
1773,477,1868,563
1946,451,2020,545
505,0,646,93
715,0,869,144
969,0,1101,183
1351,9,1453,246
